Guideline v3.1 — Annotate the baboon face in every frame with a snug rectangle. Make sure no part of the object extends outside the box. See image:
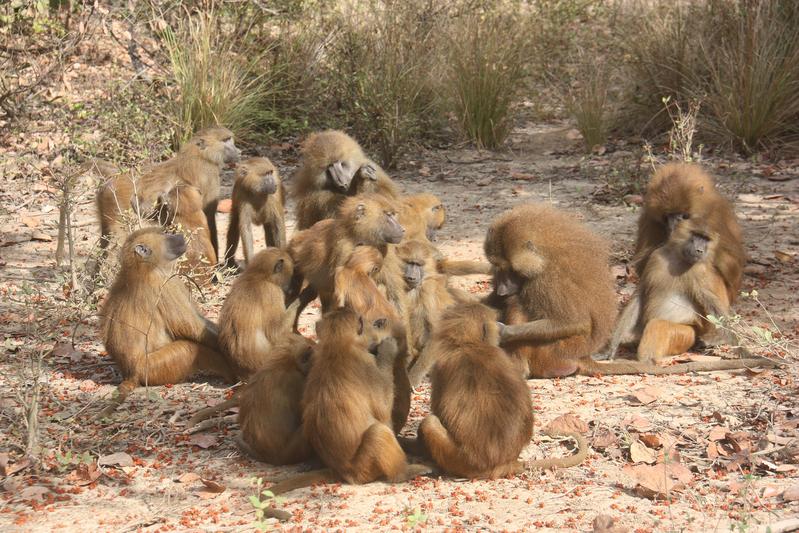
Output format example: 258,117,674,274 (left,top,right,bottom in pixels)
380,210,404,244
194,127,240,165
239,158,278,195
249,249,295,292
123,229,186,267
665,212,691,235
671,221,713,265
396,241,430,289
326,159,359,192
493,268,523,297
352,202,404,244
